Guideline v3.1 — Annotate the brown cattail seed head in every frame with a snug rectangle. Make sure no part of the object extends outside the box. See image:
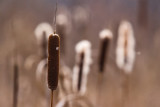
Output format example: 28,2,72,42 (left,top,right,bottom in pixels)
78,52,85,91
98,29,113,73
48,34,60,90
